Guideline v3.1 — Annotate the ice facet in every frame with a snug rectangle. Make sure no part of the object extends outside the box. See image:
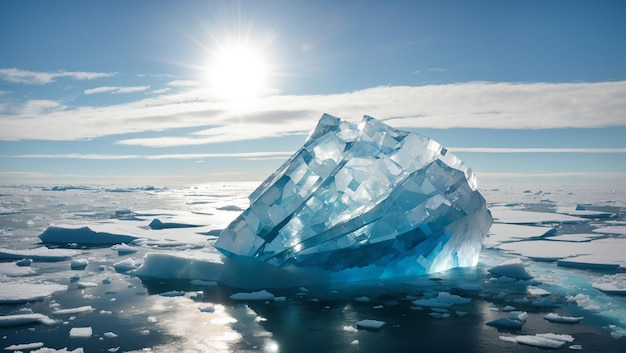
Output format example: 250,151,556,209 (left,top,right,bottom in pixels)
215,114,493,281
